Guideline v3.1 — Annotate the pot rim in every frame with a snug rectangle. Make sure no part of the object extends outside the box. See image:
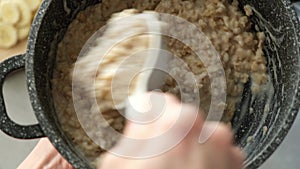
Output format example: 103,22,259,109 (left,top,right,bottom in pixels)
243,0,300,168
25,0,92,168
